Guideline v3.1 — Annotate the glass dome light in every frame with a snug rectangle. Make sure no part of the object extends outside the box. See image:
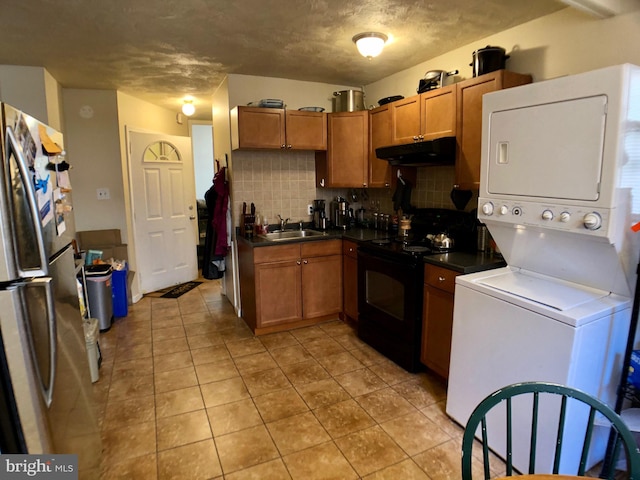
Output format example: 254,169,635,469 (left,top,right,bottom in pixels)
352,32,388,59
181,100,195,116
